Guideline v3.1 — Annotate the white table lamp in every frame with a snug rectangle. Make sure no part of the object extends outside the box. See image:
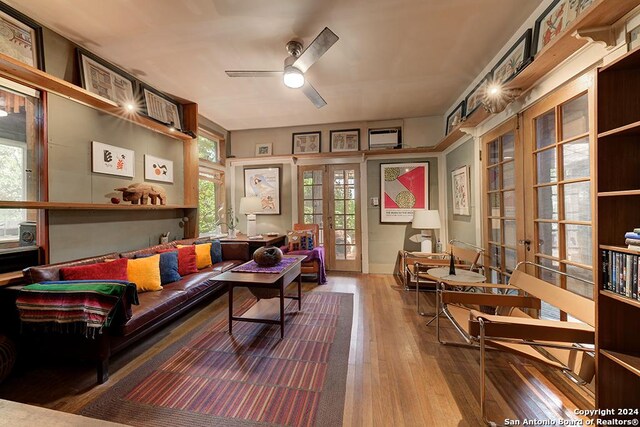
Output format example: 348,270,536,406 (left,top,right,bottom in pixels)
239,196,262,237
412,210,441,252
